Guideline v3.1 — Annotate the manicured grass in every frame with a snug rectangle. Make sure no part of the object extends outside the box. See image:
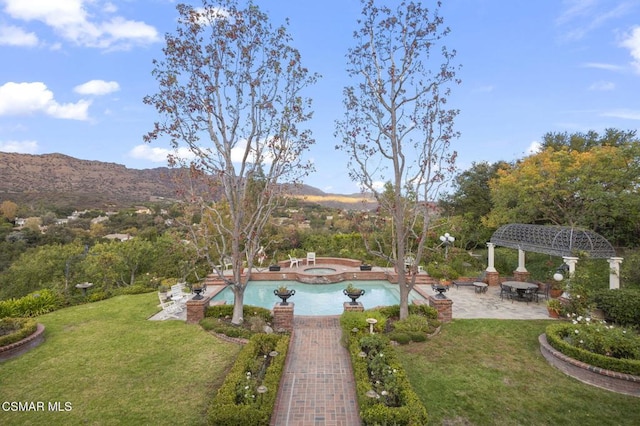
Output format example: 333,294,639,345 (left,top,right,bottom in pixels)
0,293,241,426
397,319,640,425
